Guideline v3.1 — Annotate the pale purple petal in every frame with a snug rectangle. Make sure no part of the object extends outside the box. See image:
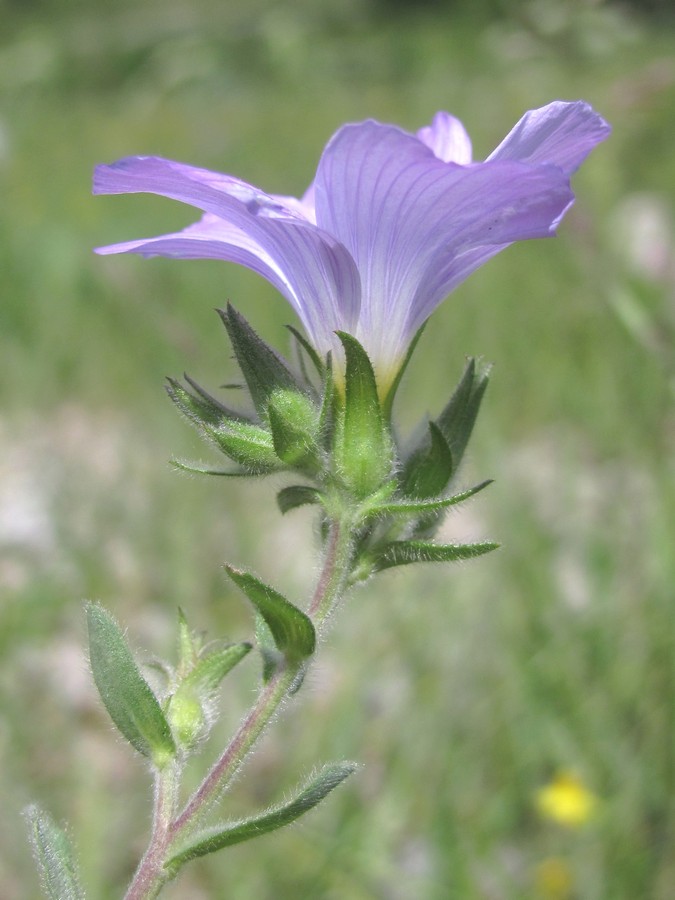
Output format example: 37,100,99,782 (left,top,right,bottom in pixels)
94,157,360,353
417,112,472,164
487,100,612,174
314,121,572,373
